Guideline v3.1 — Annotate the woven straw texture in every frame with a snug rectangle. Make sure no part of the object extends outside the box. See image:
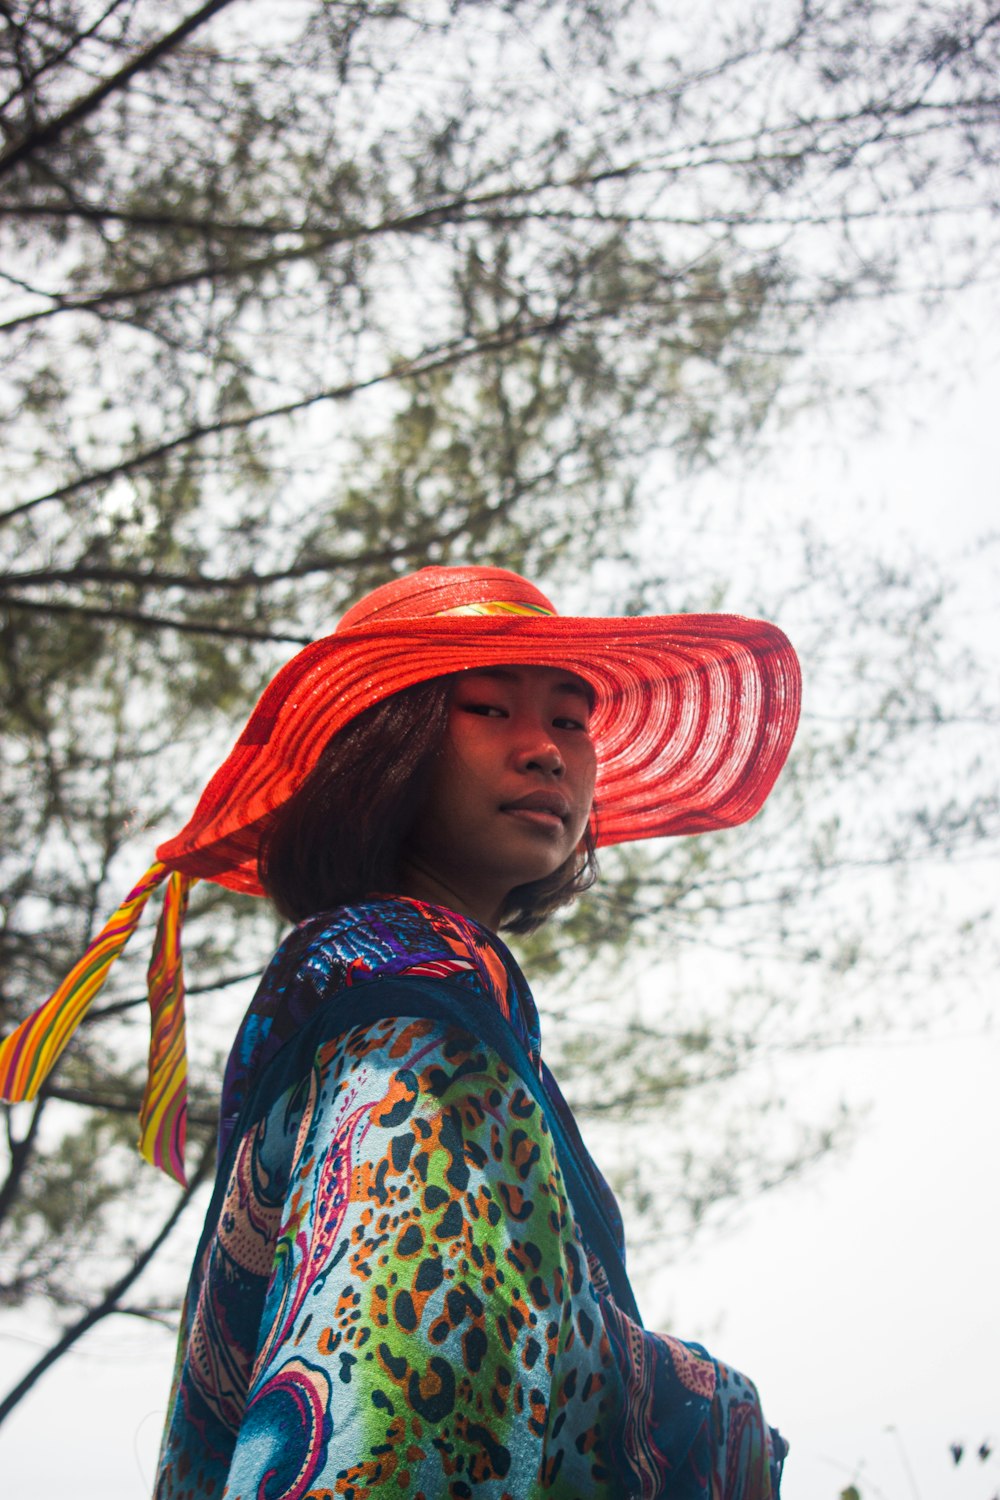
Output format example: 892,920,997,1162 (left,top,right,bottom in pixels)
157,567,802,893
